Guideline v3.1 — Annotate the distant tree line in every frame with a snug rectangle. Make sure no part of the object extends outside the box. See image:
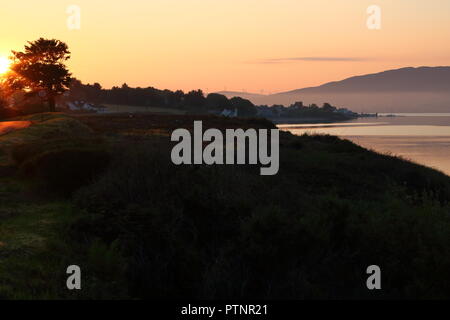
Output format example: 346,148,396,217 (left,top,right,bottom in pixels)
1,77,357,120
66,79,259,117
65,80,356,119
257,101,357,119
